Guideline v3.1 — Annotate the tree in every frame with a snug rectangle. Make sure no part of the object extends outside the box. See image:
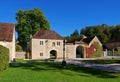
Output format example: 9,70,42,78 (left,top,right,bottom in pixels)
65,29,82,43
67,24,120,44
80,24,111,44
16,8,50,50
70,29,79,36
